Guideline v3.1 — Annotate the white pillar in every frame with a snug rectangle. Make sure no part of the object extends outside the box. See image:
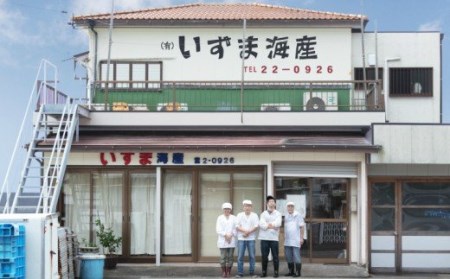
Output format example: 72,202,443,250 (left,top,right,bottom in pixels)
156,167,161,266
359,160,368,266
266,162,273,196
